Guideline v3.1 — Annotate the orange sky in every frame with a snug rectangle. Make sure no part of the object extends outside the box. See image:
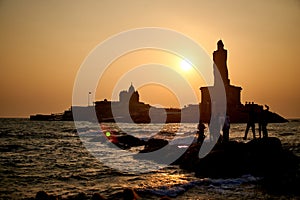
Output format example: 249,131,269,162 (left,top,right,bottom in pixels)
0,0,299,118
